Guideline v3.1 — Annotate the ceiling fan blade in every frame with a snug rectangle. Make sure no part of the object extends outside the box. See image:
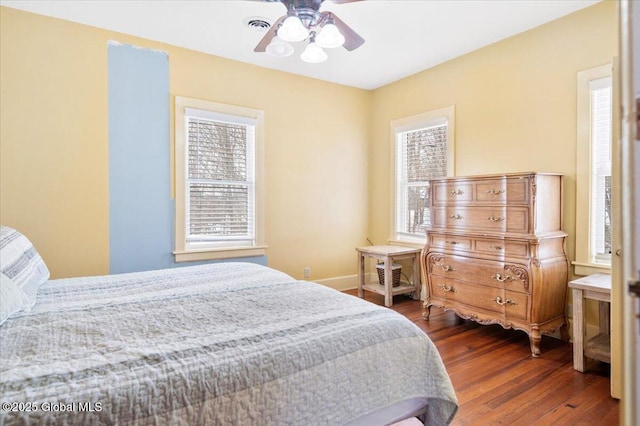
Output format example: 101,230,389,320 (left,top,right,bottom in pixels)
327,13,364,51
254,15,287,52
